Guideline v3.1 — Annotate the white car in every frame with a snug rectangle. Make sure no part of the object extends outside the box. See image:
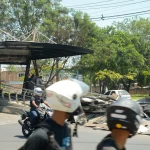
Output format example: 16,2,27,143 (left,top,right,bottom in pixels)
102,90,131,100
